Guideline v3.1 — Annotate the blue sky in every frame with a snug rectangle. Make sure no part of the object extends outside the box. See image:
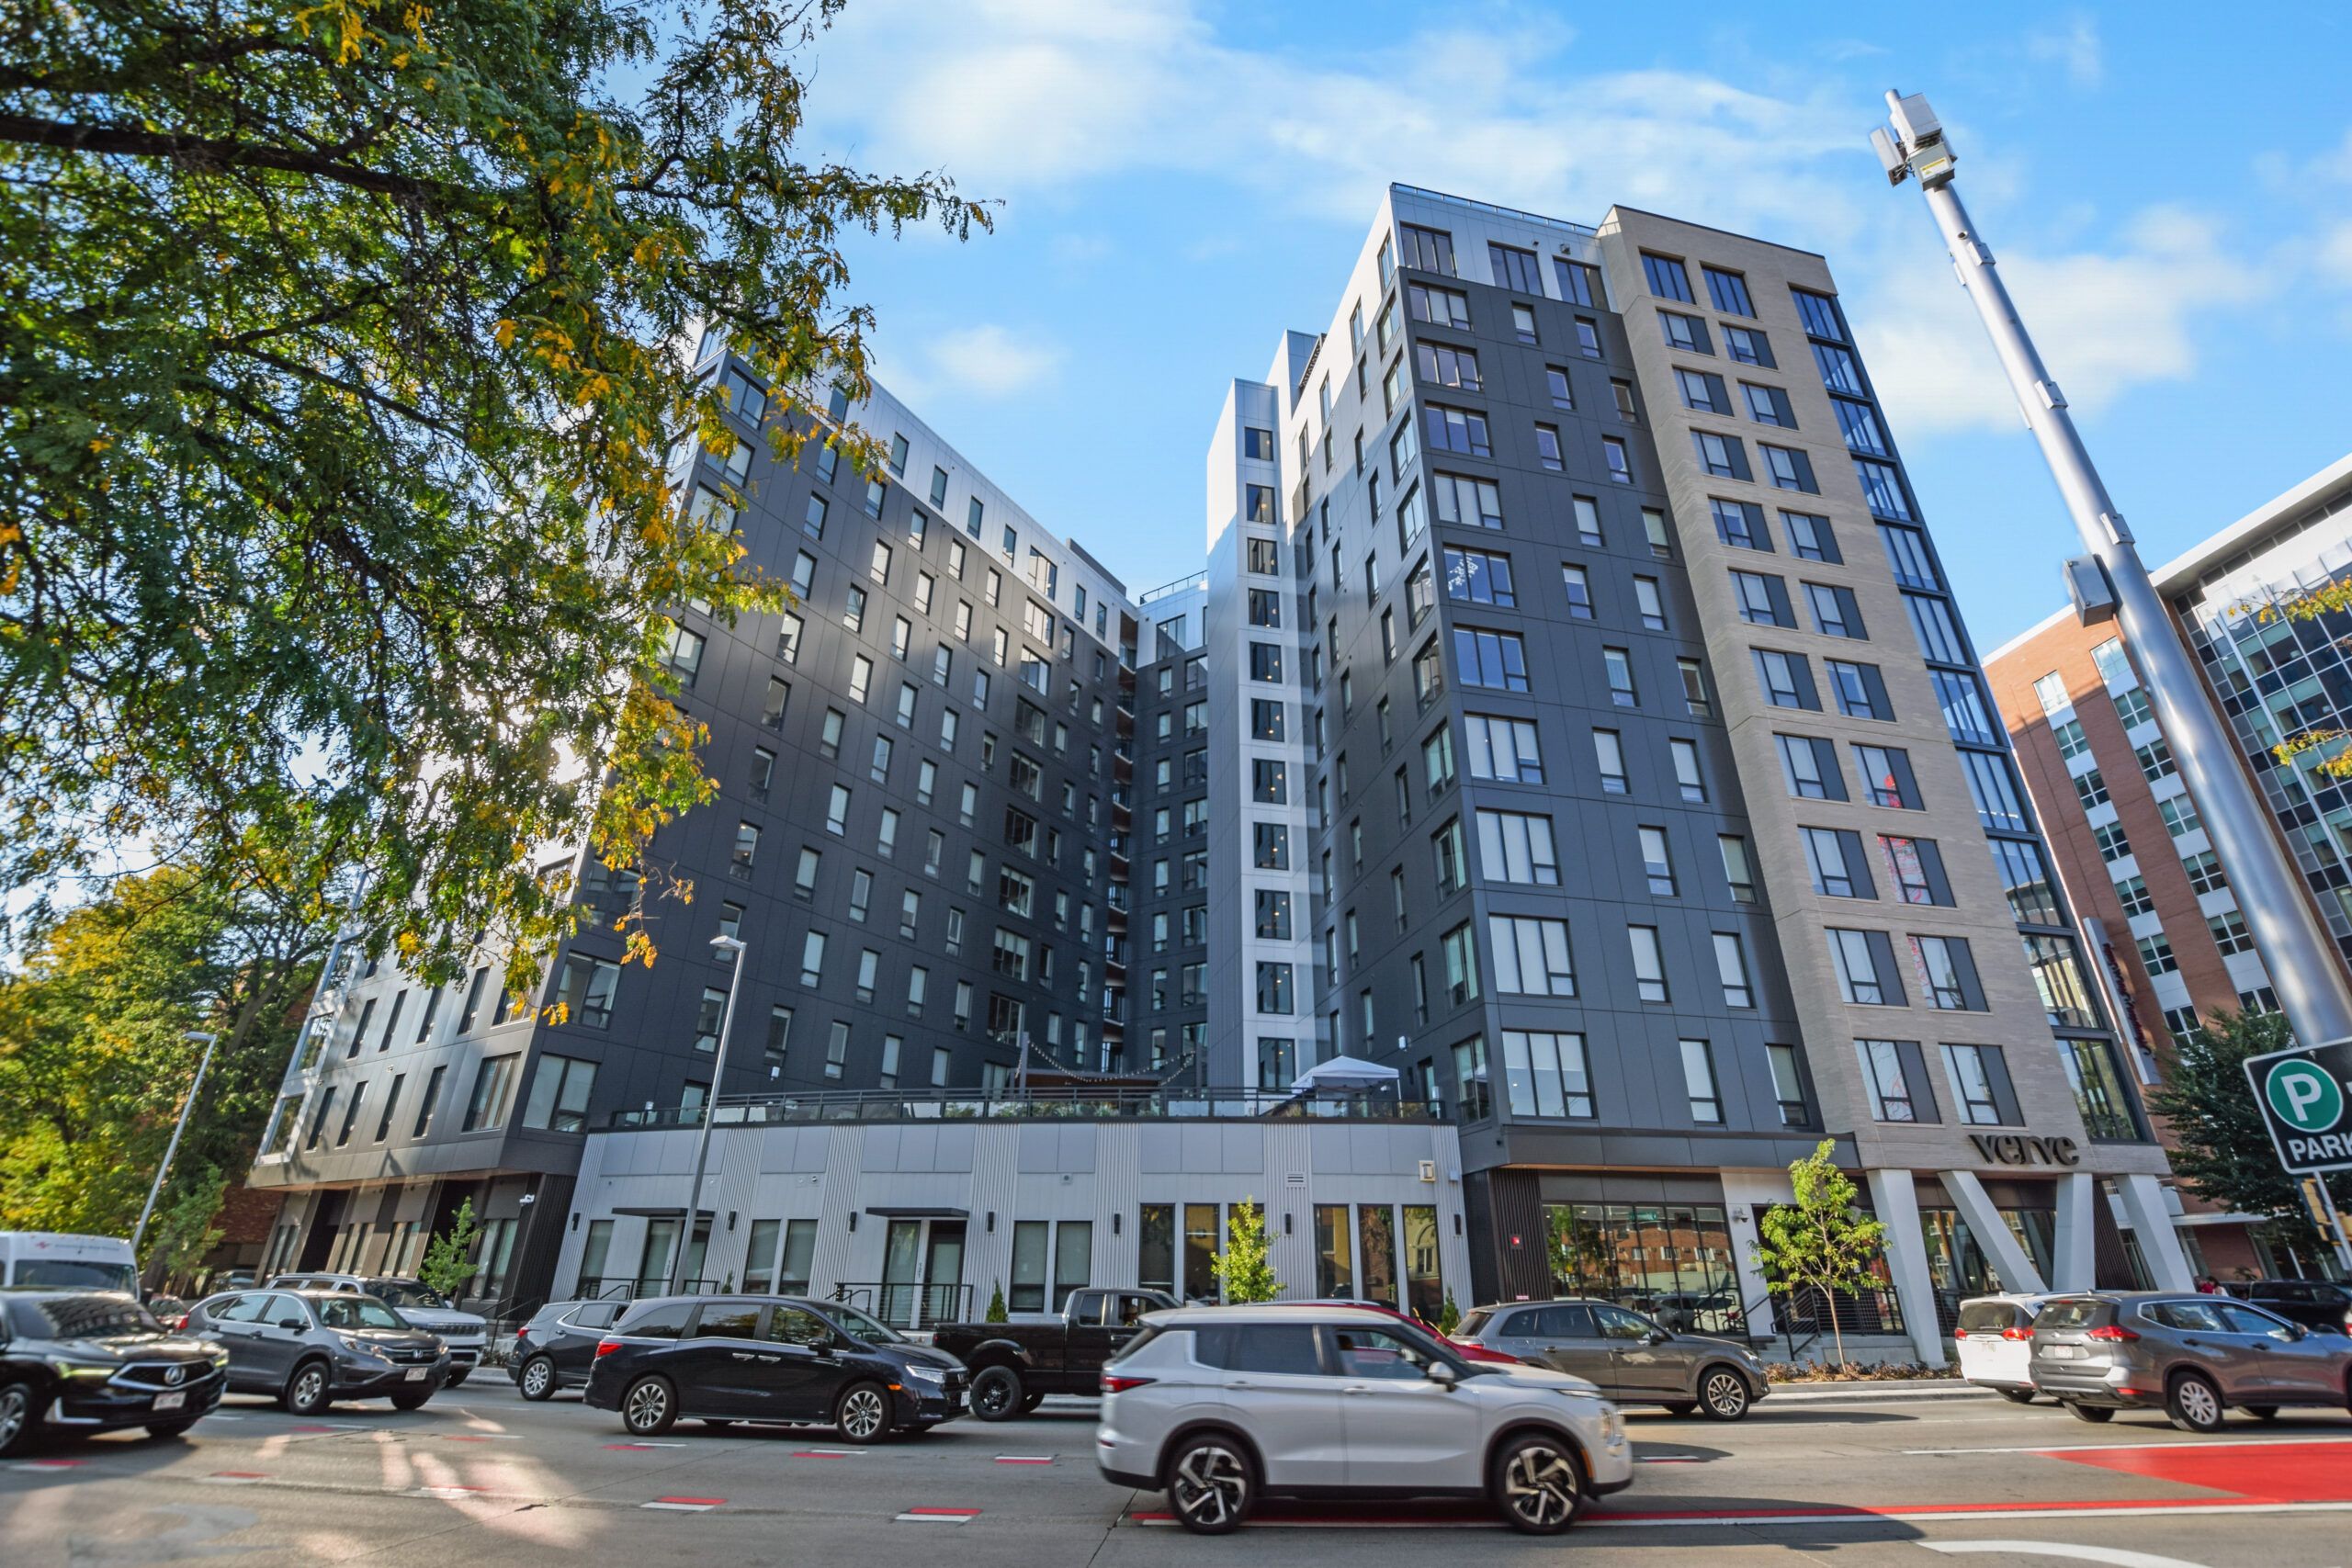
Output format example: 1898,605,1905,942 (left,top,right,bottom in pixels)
799,0,2352,649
